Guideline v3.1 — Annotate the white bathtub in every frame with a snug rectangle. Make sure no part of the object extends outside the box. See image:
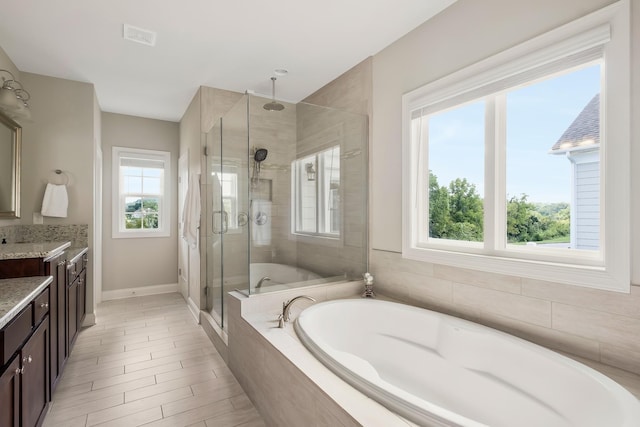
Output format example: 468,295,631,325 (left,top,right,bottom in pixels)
295,299,640,427
249,263,323,292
